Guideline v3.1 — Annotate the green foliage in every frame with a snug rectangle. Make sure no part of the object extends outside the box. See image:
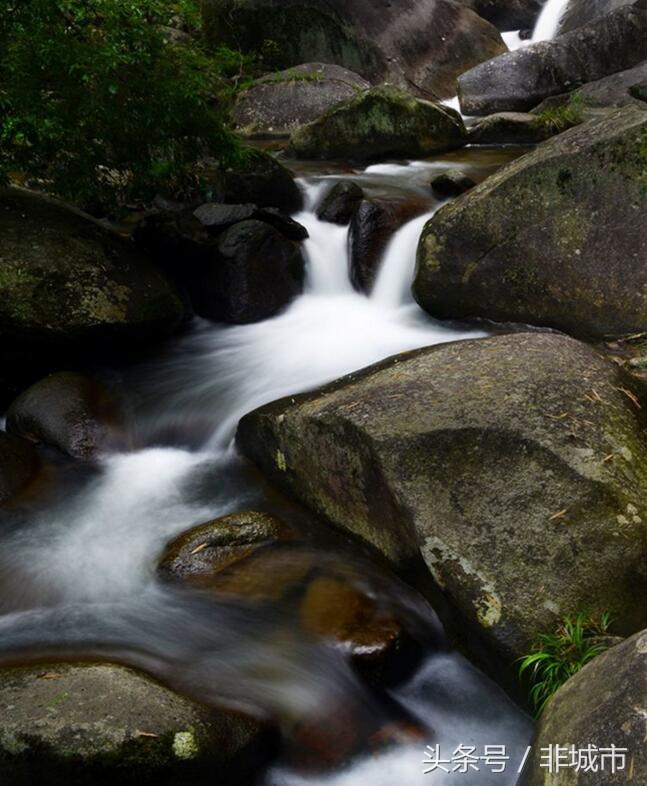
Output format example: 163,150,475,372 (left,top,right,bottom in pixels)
536,96,585,134
519,612,613,716
0,0,245,213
